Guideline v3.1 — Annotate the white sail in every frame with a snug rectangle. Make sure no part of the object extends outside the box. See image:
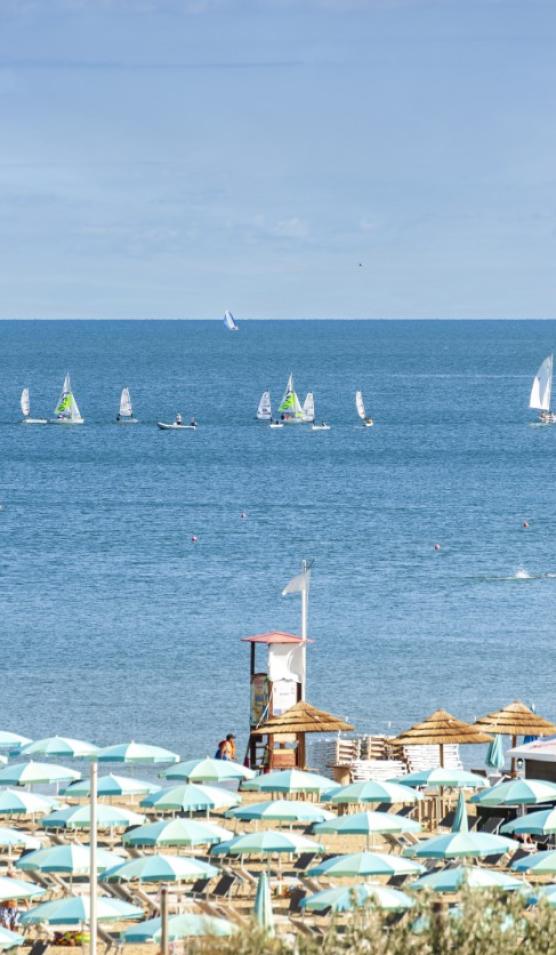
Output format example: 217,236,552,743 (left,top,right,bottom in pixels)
54,373,83,422
278,373,304,420
257,390,272,420
20,388,30,417
355,389,366,420
224,310,239,331
119,387,133,418
302,392,315,422
530,355,553,411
